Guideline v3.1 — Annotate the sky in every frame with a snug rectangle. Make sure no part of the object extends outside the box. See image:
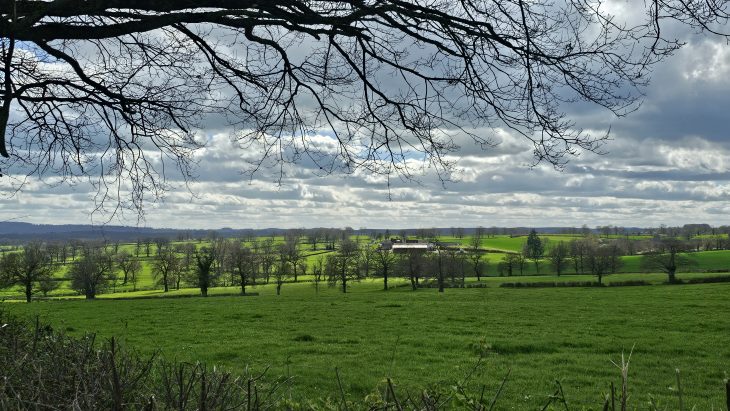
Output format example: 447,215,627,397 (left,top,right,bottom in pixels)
1,9,730,230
